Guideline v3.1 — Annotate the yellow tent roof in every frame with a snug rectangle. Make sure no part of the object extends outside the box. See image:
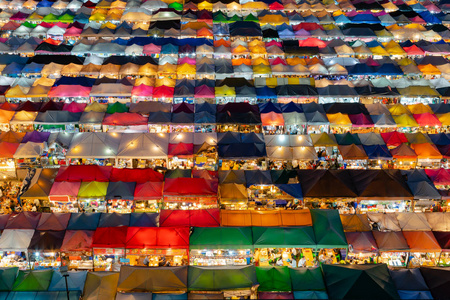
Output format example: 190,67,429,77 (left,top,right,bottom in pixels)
369,46,390,56
326,113,352,126
407,103,433,114
176,63,196,75
215,85,236,97
138,63,157,76
389,103,411,115
135,77,155,87
242,1,268,10
259,15,289,25
253,64,272,74
393,114,419,127
157,63,177,76
397,57,416,66
5,85,28,98
89,13,106,22
198,1,212,10
99,63,120,77
438,113,450,126
33,77,55,87
232,45,249,54
84,102,107,112
404,23,426,31
60,63,83,76
252,57,269,65
155,77,175,87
